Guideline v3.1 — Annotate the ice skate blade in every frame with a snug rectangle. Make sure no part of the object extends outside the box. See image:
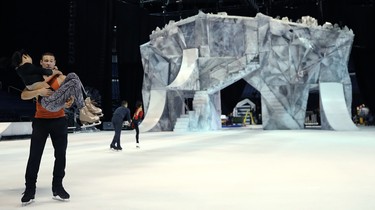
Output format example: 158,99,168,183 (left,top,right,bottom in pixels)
22,200,34,206
52,196,70,202
81,121,102,128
